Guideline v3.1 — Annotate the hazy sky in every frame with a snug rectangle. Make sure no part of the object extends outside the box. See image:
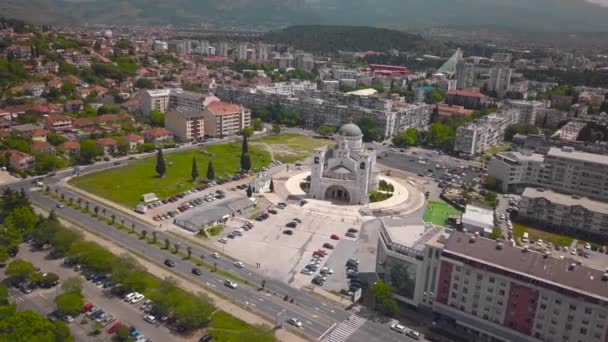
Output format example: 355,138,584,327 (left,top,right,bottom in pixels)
585,0,608,6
